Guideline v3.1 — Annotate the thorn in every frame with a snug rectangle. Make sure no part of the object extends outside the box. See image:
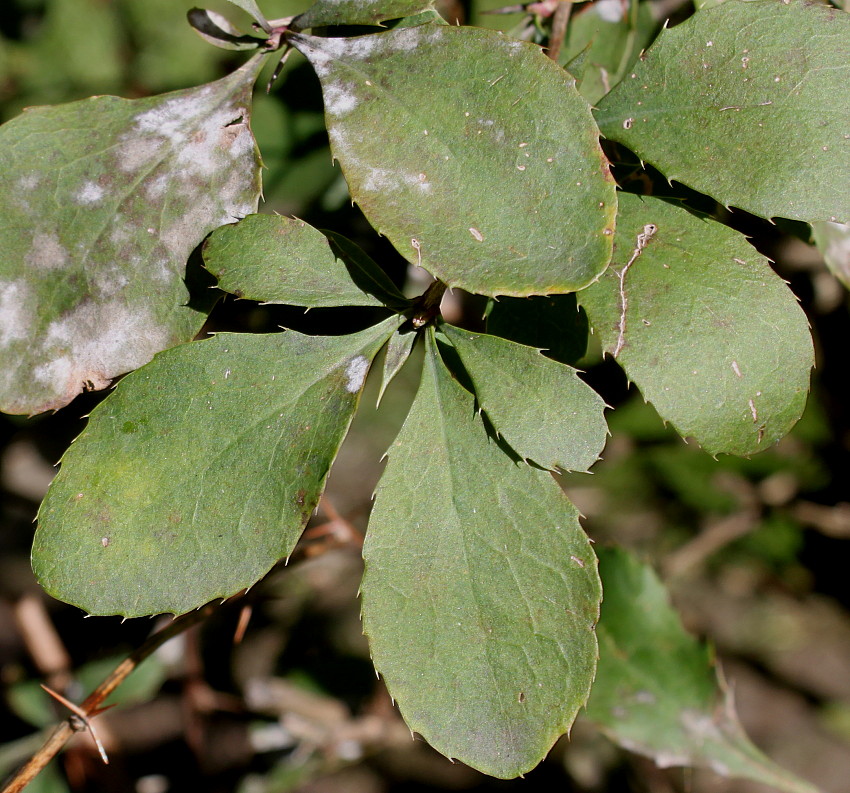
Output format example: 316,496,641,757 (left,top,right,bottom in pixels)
40,684,112,764
233,604,253,644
